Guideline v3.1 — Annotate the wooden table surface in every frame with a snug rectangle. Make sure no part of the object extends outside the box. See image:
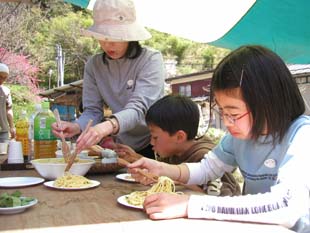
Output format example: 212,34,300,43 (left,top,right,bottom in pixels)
0,156,294,233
